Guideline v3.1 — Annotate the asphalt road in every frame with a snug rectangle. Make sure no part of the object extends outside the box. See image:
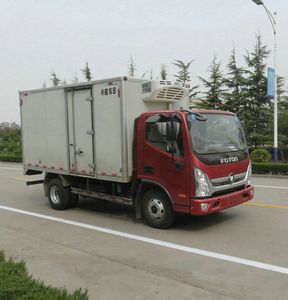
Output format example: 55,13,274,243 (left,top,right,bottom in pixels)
0,162,288,300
